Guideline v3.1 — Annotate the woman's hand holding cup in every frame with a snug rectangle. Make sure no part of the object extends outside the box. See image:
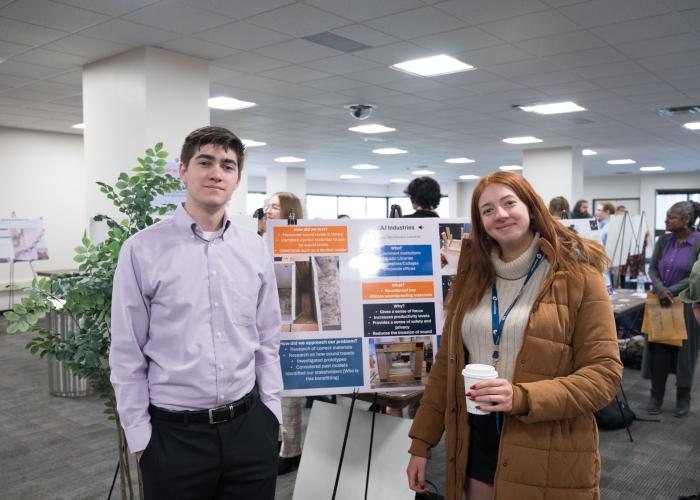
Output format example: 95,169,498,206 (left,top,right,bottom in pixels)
467,378,514,413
